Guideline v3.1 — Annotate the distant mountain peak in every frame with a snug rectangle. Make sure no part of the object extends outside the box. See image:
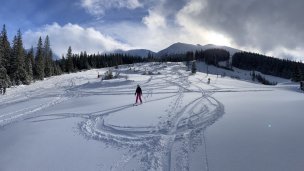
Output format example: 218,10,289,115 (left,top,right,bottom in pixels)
156,42,241,57
110,42,241,58
109,49,156,58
